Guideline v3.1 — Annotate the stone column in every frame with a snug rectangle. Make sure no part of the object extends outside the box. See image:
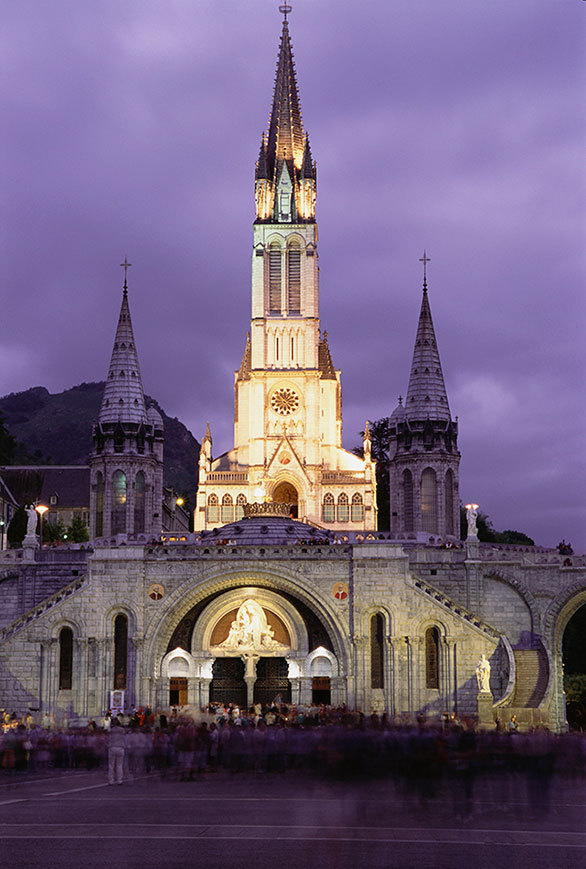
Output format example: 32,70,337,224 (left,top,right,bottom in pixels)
199,678,212,708
95,638,109,714
131,637,145,708
409,636,424,716
352,634,368,712
243,655,259,710
74,638,89,719
385,636,396,717
299,676,313,706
